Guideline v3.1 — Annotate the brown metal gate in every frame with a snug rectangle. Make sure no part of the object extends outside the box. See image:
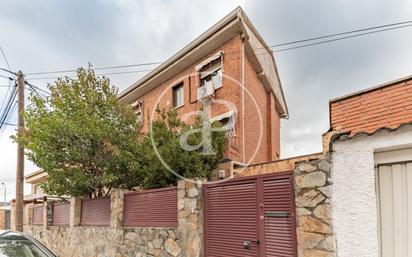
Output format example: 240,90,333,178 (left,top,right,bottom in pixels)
204,172,297,257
